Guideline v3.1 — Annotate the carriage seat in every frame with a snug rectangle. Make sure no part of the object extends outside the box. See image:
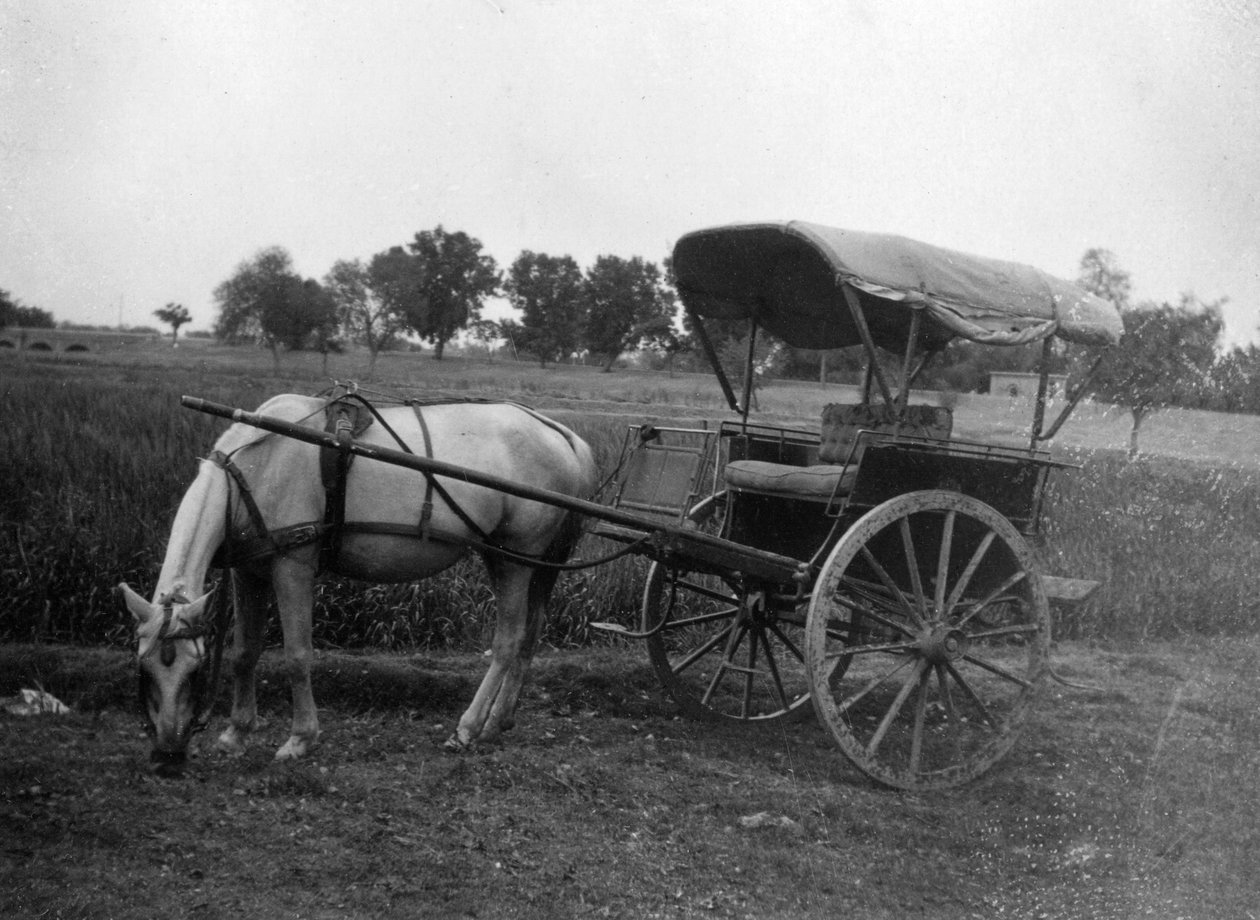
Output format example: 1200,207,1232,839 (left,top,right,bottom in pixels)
723,403,953,501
